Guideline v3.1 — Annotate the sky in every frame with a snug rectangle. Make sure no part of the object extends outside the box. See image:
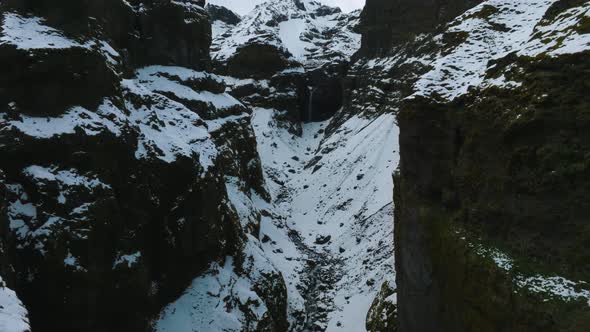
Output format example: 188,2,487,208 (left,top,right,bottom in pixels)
208,0,366,15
